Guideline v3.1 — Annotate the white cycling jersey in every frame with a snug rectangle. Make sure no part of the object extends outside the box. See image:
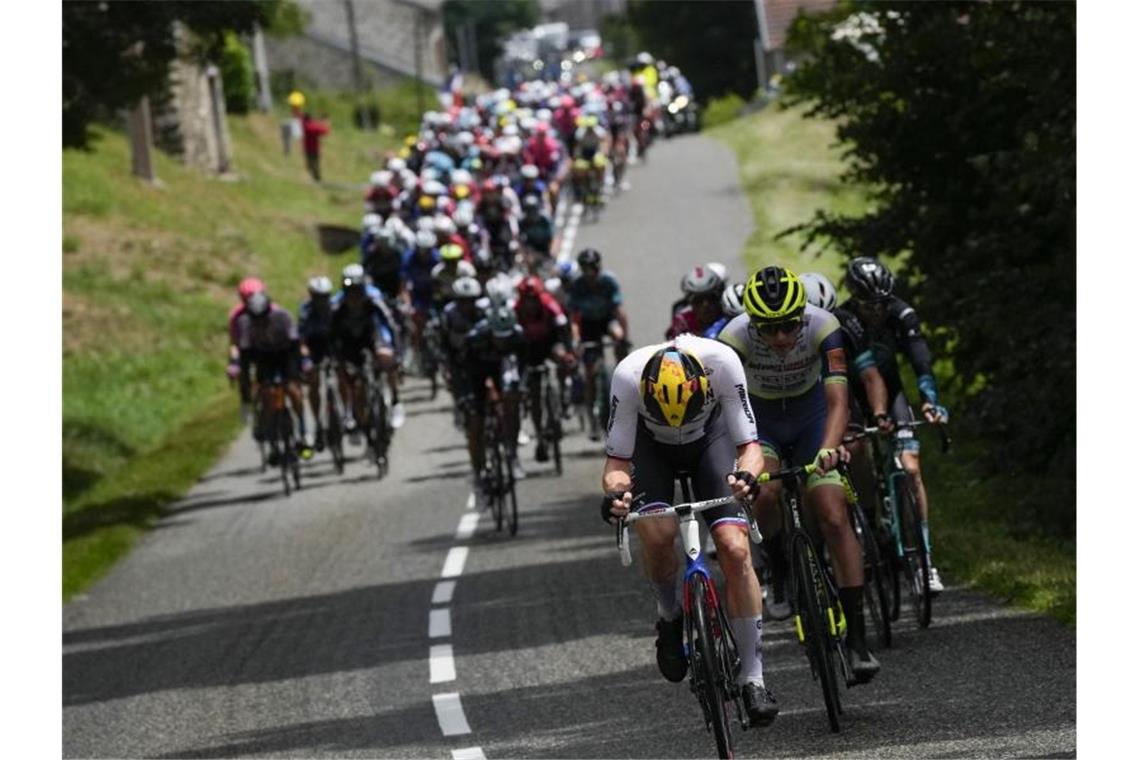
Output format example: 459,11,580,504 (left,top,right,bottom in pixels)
605,334,759,458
